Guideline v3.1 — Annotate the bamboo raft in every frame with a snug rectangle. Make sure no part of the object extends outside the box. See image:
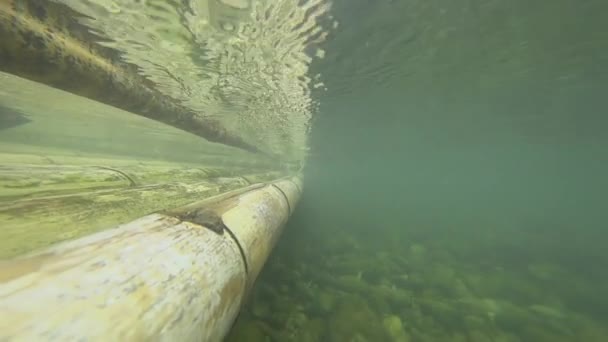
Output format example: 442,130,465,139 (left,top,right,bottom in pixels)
0,171,301,340
0,1,303,338
0,78,302,340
